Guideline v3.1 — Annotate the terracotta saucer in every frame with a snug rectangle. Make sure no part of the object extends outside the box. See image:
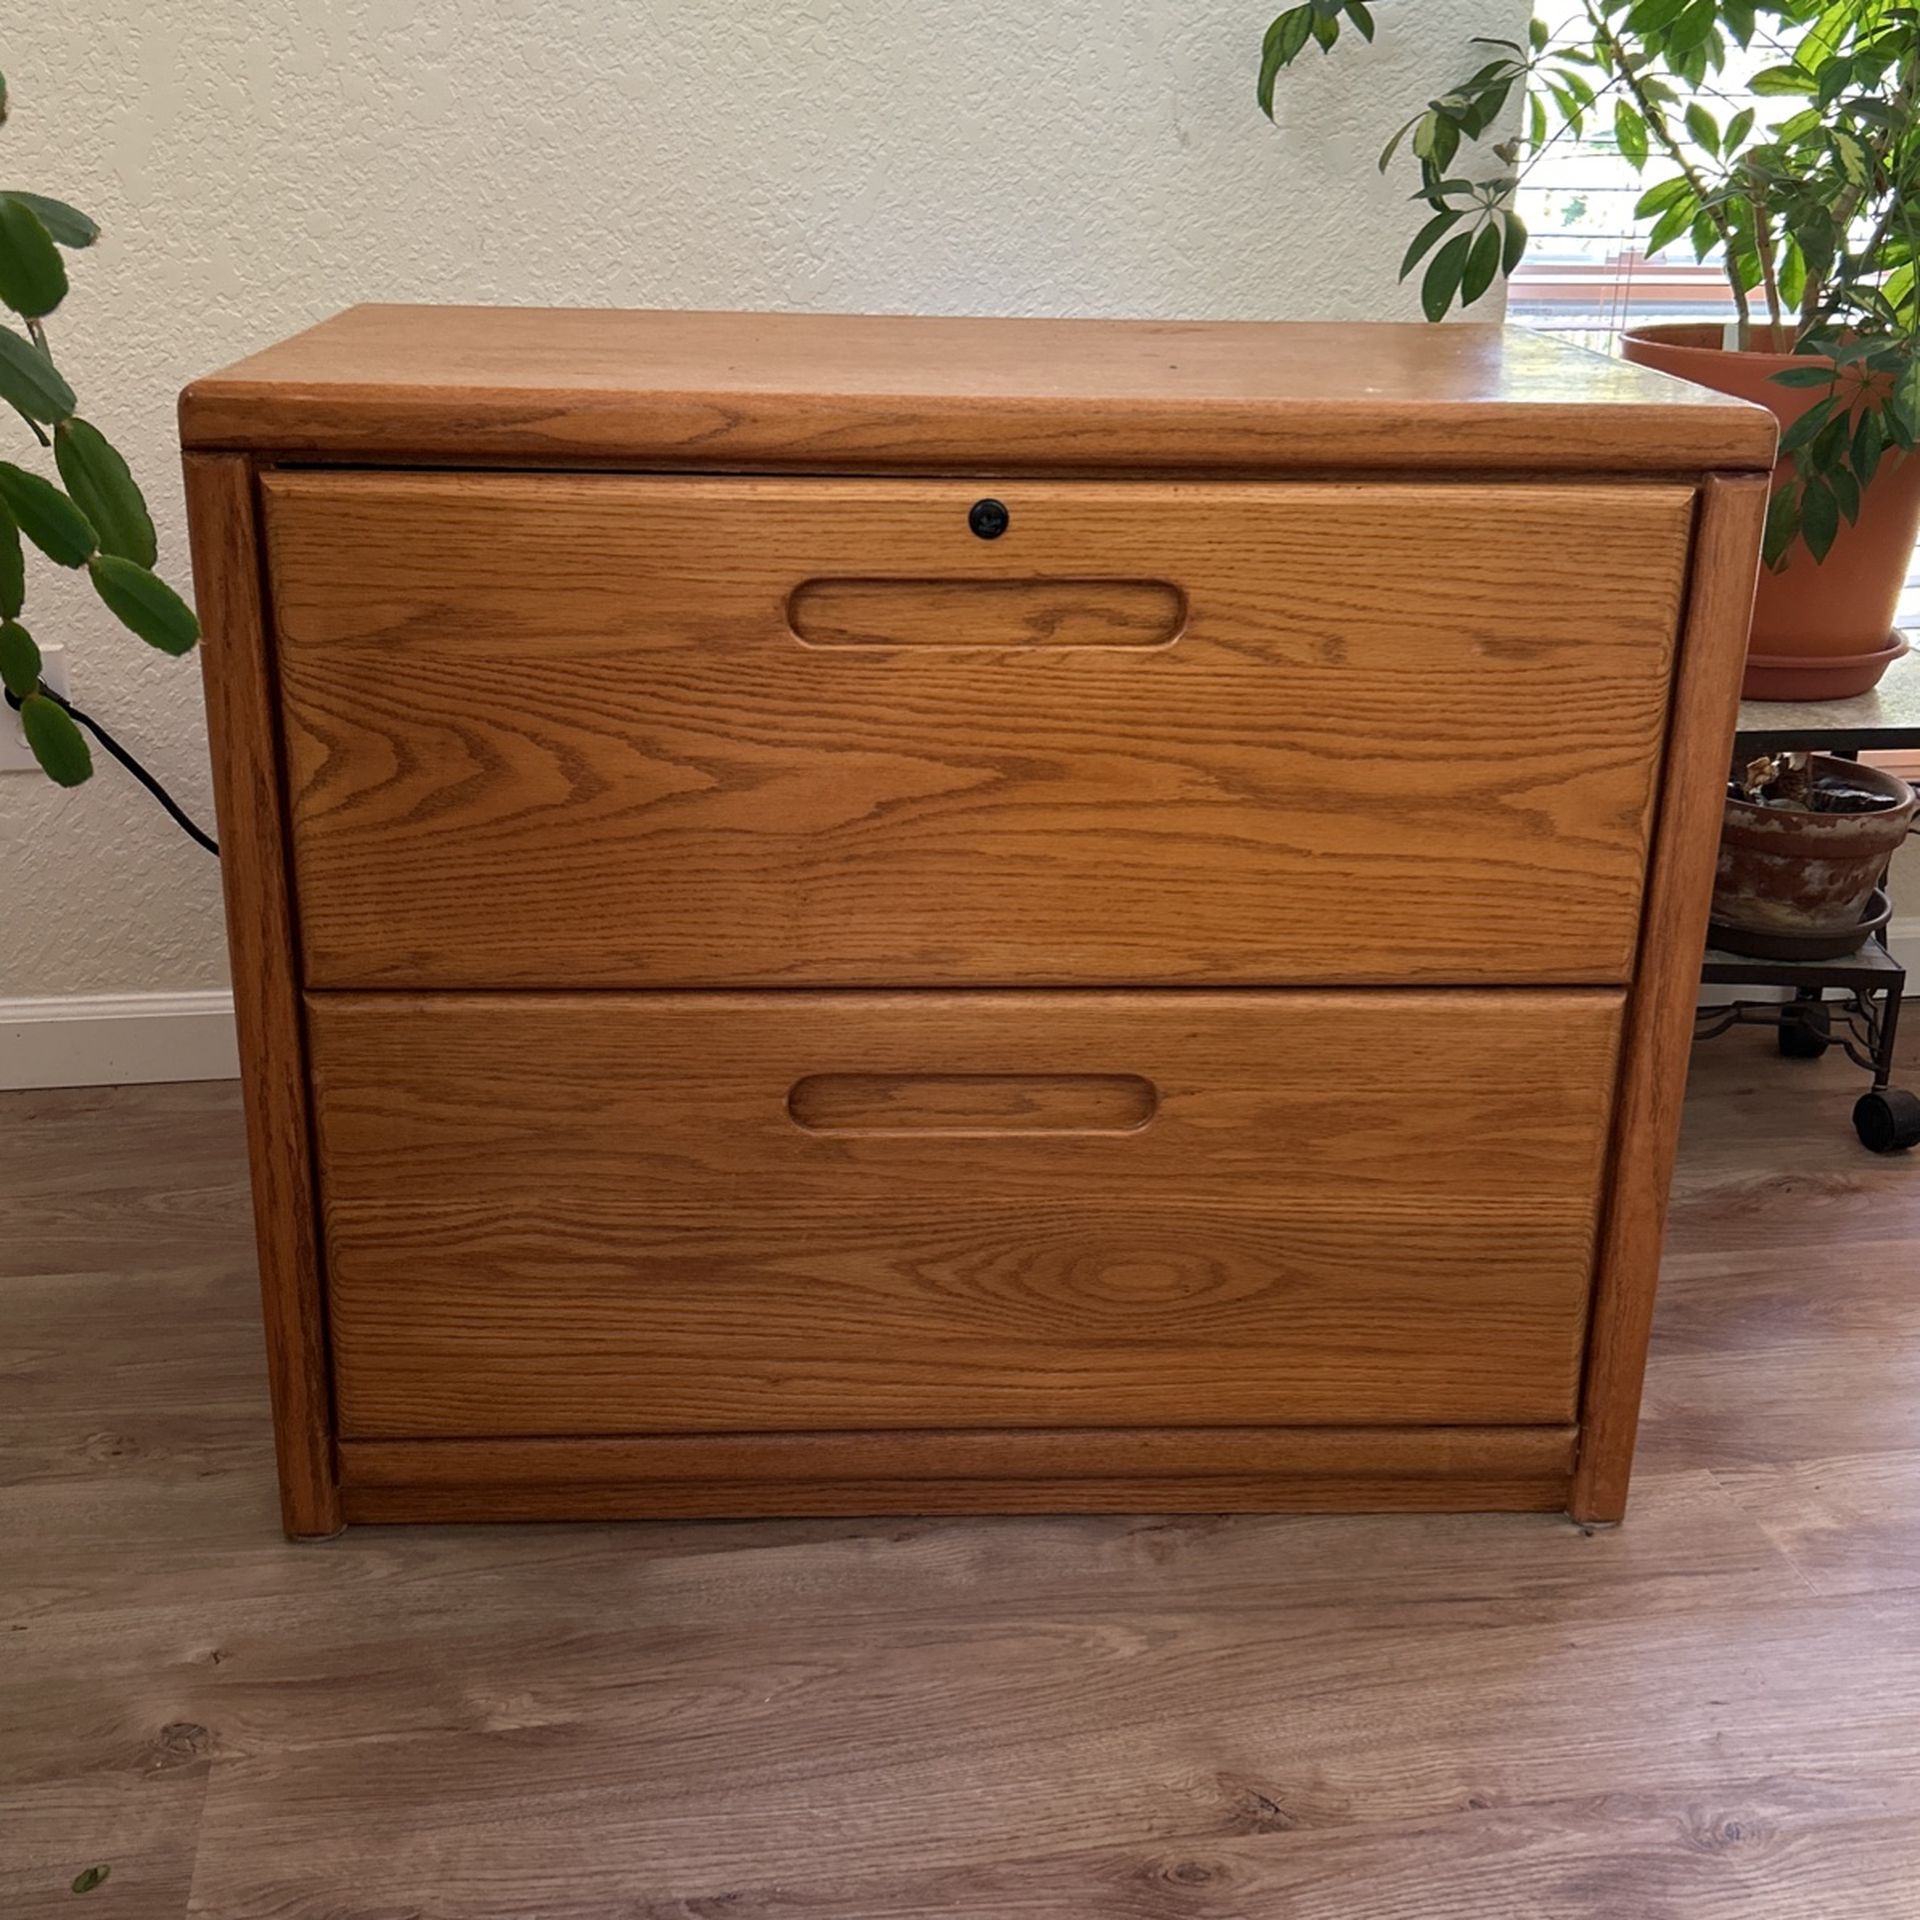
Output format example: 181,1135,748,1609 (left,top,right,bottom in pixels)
1742,632,1909,702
